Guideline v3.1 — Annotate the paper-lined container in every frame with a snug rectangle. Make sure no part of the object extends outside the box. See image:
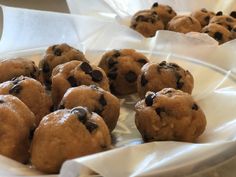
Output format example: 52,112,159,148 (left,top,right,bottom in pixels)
0,4,236,177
